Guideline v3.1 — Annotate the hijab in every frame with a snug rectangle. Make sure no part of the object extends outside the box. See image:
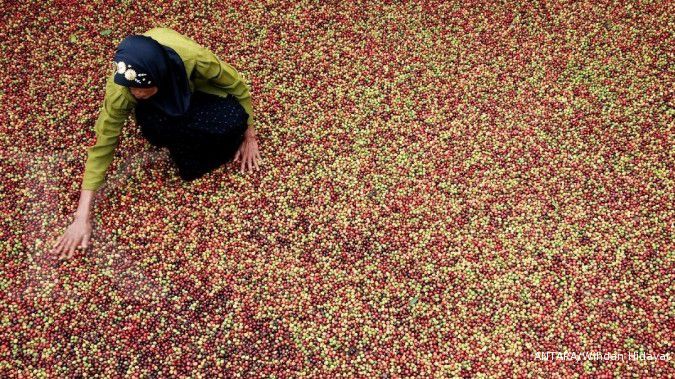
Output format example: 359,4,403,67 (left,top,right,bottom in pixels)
112,34,192,117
